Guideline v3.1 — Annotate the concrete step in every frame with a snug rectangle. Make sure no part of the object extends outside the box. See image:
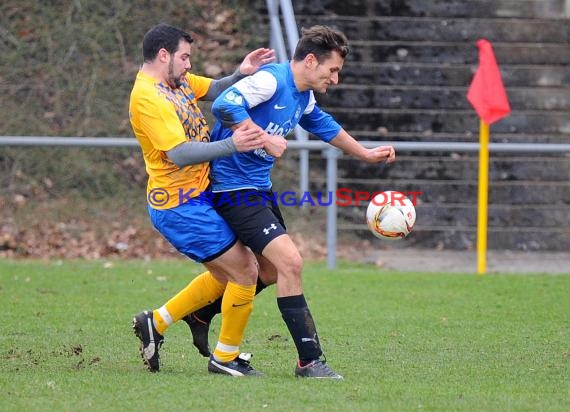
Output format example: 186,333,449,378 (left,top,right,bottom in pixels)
346,226,570,251
296,16,569,43
335,155,570,182
337,200,569,249
357,249,570,273
349,41,570,65
339,63,570,87
338,204,569,229
319,85,570,111
323,109,570,136
415,205,569,228
340,209,569,250
292,0,569,19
